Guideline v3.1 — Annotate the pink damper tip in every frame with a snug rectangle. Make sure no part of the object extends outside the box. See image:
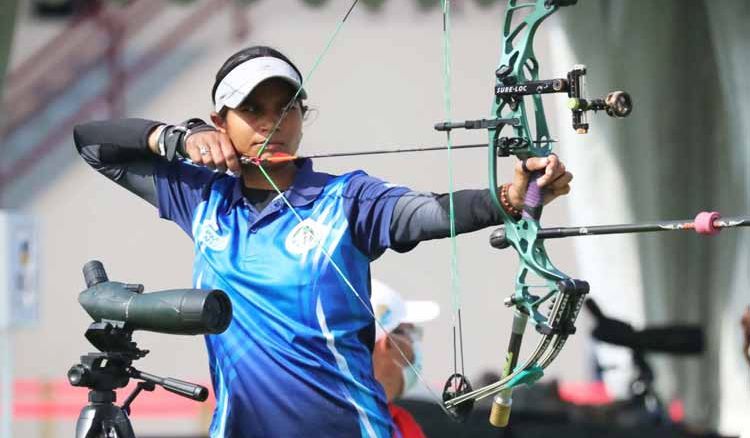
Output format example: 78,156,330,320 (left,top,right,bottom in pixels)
694,211,721,236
